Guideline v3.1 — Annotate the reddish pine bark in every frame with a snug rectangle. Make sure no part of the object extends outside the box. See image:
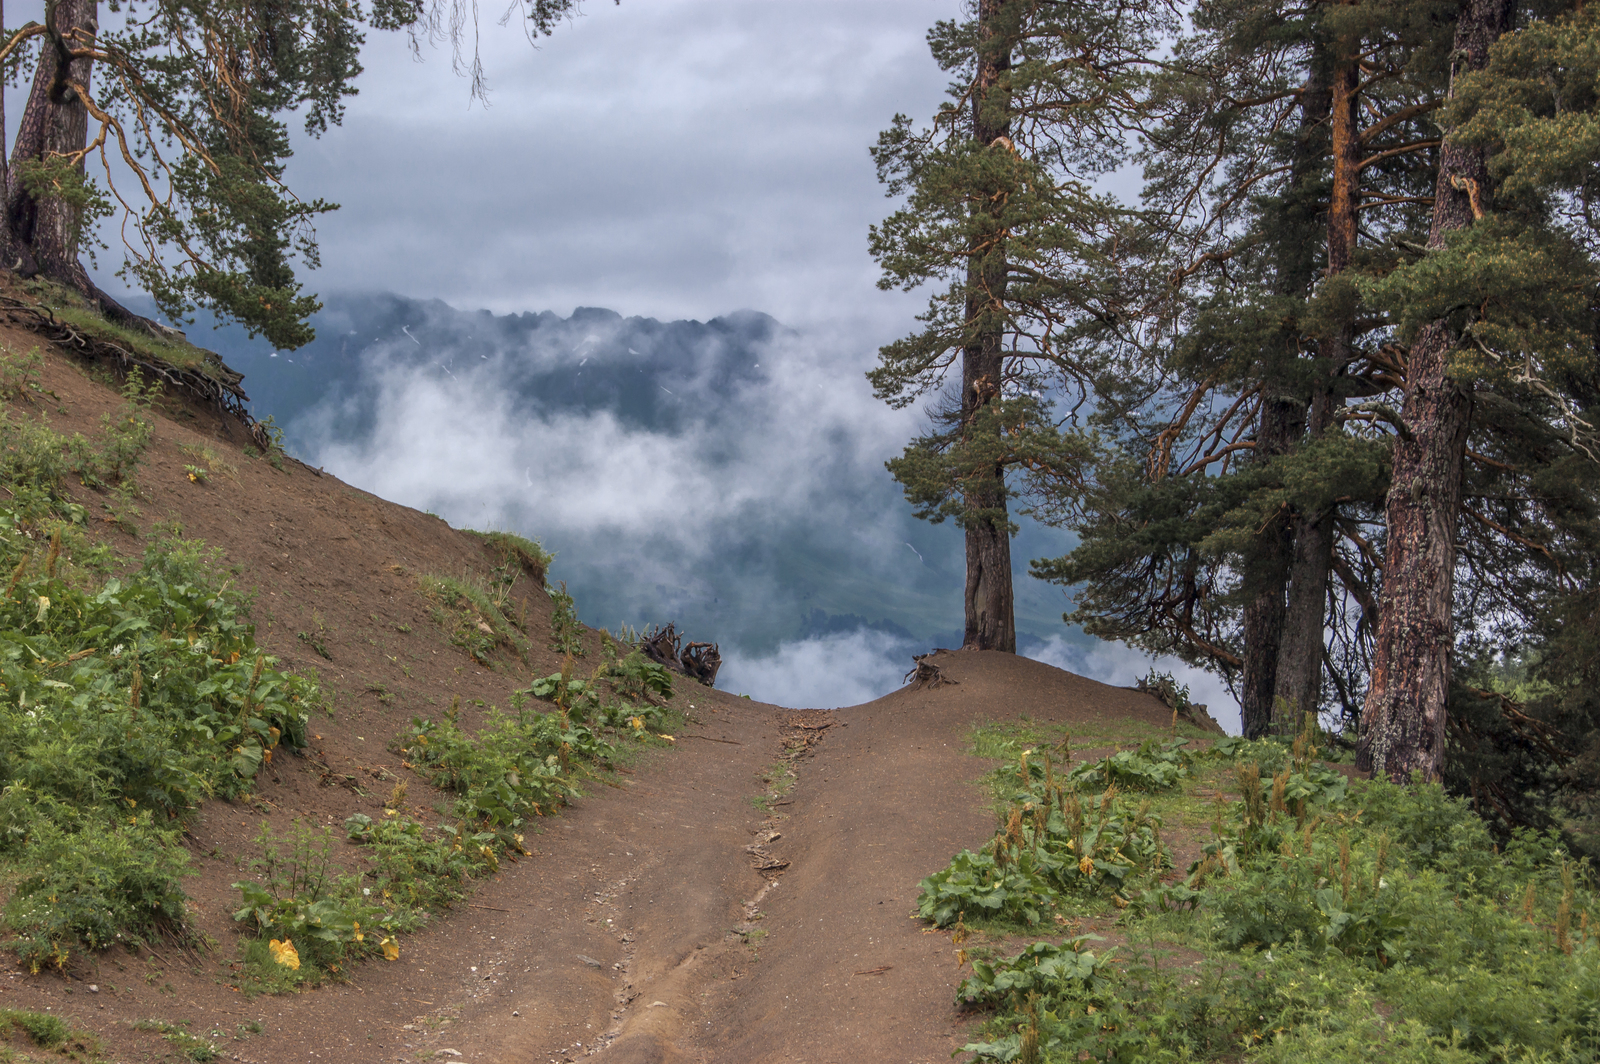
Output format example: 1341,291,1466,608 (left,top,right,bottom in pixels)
1357,0,1516,781
1270,52,1360,737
